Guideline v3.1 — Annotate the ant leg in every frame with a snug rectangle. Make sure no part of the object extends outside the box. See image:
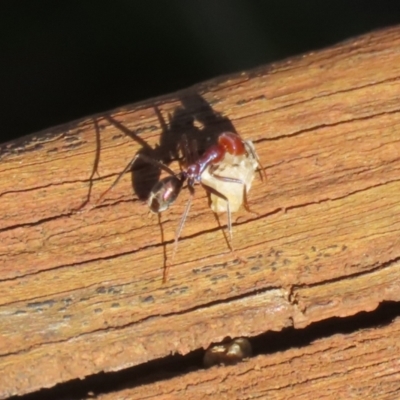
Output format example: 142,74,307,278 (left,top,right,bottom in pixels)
163,185,194,283
201,183,233,242
245,142,267,182
97,153,177,204
241,184,259,216
96,154,139,204
202,182,247,265
157,212,168,282
209,169,258,215
179,134,199,168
